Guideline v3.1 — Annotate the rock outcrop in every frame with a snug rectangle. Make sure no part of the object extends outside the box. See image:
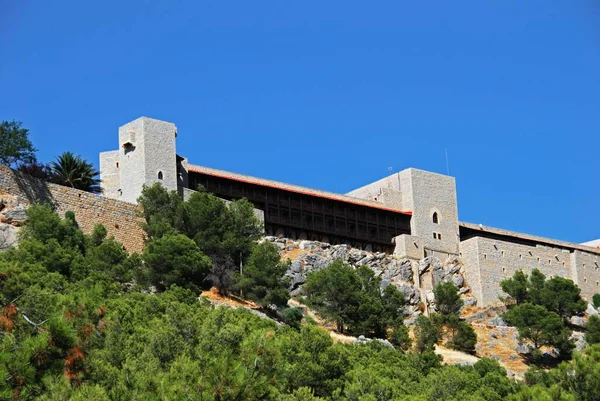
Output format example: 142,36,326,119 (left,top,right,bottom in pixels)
0,194,27,251
263,237,471,320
